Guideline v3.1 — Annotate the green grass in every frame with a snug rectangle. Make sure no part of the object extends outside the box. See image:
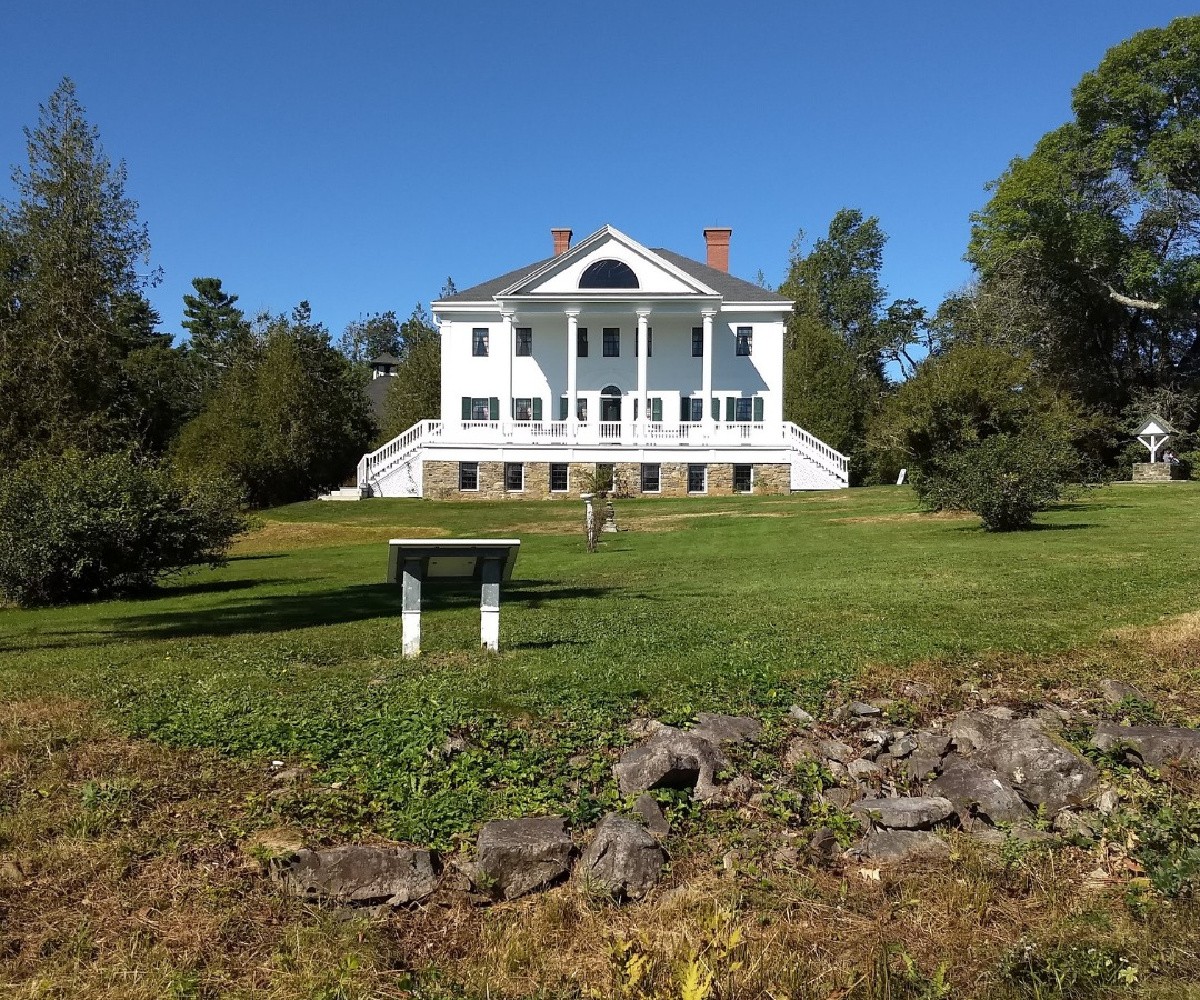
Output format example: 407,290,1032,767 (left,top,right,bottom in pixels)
3,483,1200,847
